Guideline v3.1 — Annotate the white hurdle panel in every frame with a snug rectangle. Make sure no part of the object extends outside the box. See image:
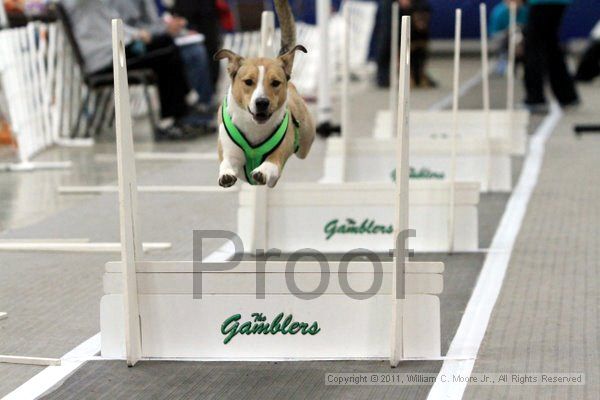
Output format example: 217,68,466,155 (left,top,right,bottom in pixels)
102,17,443,365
